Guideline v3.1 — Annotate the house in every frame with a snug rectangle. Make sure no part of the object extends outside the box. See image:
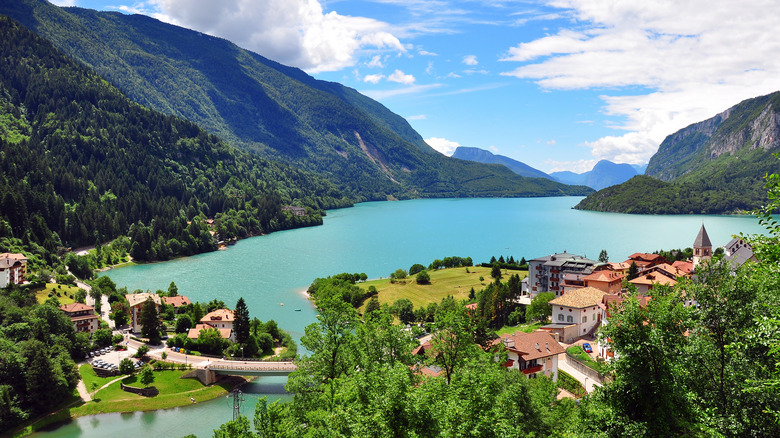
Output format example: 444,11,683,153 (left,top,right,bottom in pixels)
494,330,565,381
692,224,712,268
723,237,756,269
527,252,600,297
282,206,307,217
163,295,191,310
190,308,236,341
671,260,694,275
623,253,664,271
545,287,606,343
126,293,162,334
0,253,27,288
582,270,624,294
60,303,101,334
628,263,687,293
187,324,232,341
